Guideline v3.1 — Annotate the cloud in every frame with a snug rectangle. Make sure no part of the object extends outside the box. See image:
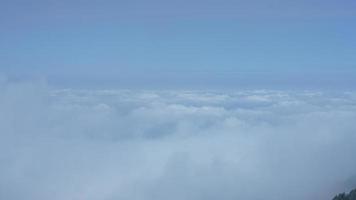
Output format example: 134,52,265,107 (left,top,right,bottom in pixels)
1,81,356,200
